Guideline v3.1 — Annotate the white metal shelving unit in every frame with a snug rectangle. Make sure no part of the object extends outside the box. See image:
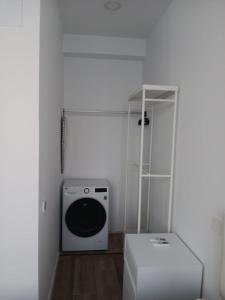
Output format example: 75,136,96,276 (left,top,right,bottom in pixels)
124,84,178,234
